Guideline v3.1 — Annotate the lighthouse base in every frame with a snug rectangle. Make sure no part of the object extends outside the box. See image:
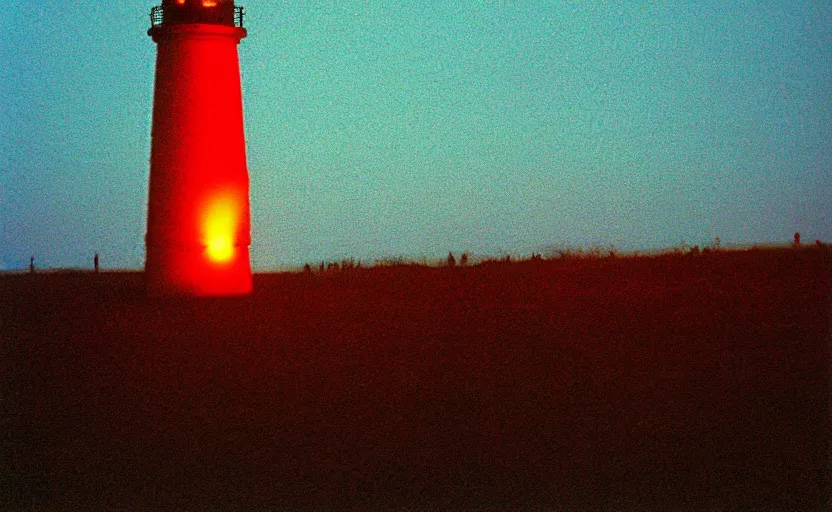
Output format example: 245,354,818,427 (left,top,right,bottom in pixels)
146,243,252,297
